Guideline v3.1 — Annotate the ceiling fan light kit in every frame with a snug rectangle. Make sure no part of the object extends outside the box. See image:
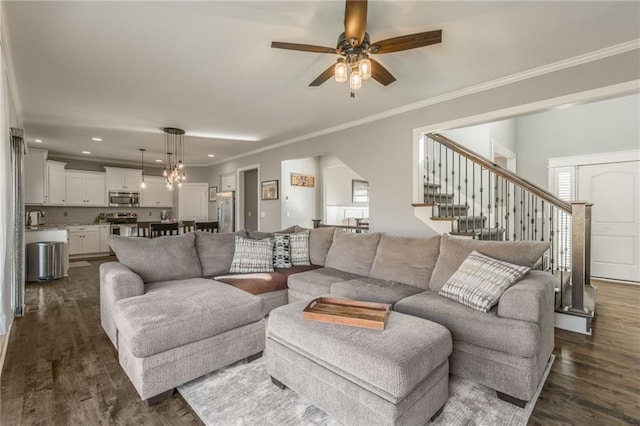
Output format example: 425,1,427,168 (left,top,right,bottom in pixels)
271,0,442,98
